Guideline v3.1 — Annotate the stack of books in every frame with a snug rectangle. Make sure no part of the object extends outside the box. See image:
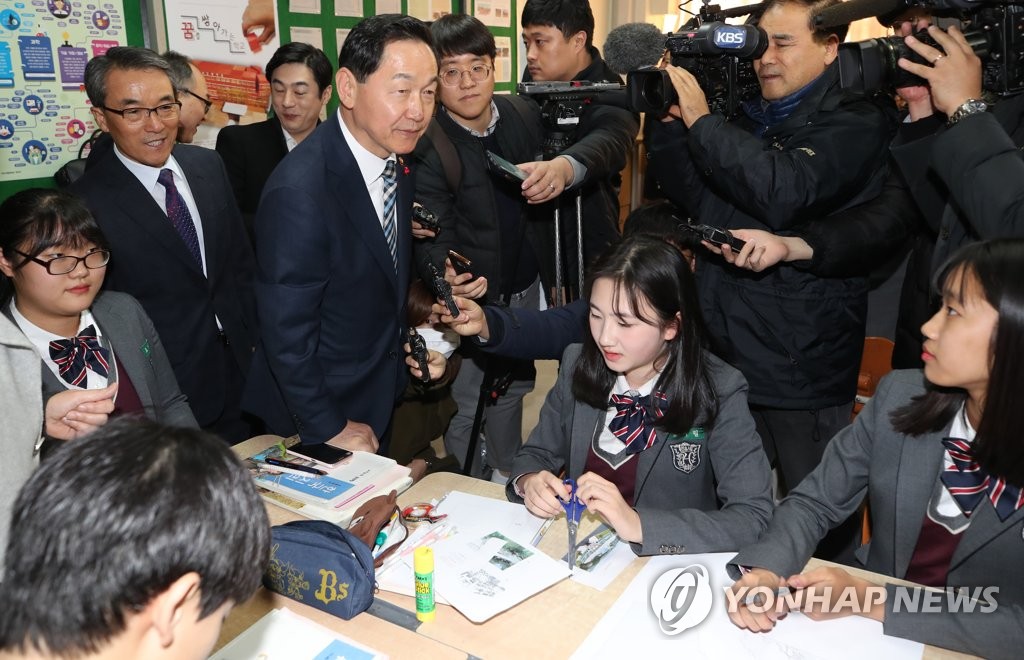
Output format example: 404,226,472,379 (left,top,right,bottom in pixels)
245,443,412,526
